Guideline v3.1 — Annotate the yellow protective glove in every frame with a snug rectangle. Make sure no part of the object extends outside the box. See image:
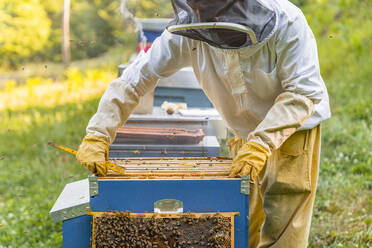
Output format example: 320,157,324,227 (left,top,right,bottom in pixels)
229,141,271,179
76,135,109,175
